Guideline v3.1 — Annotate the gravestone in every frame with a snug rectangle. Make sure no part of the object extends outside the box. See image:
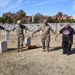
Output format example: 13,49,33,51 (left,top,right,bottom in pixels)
0,41,7,52
5,32,10,40
24,29,27,34
25,37,31,46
